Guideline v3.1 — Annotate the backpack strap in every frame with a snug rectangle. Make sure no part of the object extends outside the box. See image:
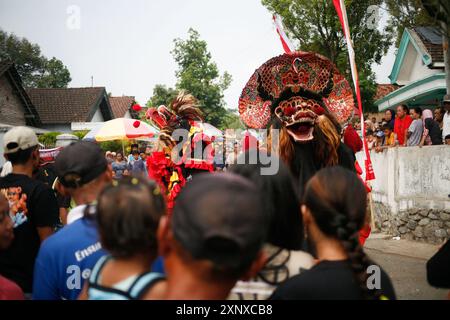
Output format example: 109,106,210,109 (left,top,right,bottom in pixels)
128,272,166,300
89,255,110,285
